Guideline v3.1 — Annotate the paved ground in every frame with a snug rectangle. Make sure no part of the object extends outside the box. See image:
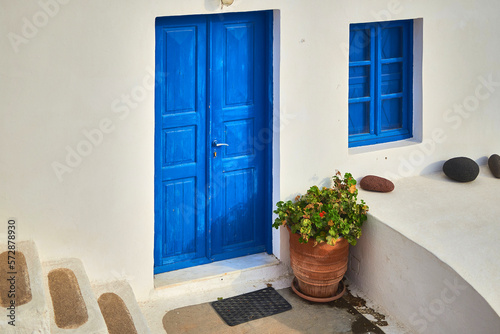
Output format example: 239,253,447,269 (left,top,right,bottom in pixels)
162,286,385,334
